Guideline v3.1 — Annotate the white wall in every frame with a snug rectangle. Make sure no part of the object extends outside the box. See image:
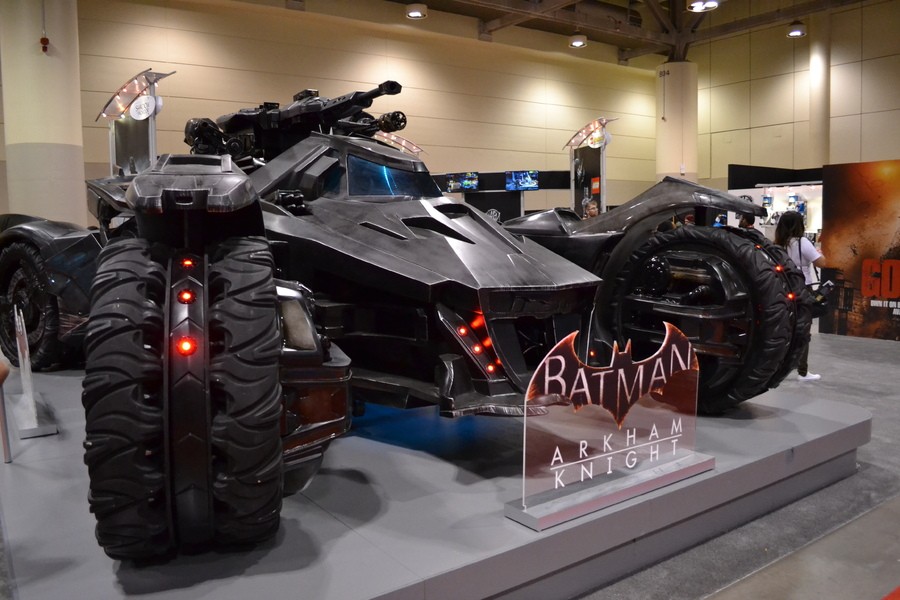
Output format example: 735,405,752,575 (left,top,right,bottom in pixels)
73,0,657,211
692,0,900,190
1,0,898,213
